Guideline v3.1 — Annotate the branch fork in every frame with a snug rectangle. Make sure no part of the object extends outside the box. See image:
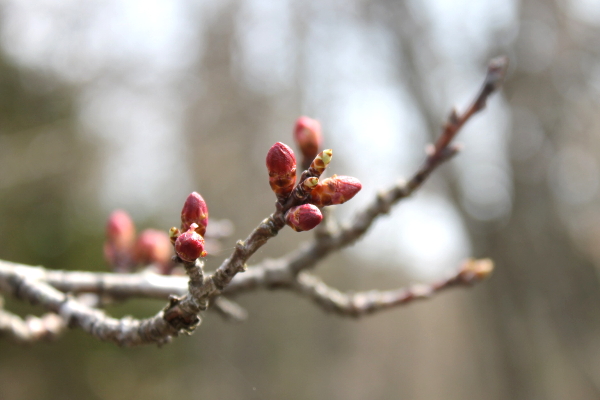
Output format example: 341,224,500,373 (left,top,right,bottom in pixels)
0,57,507,346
